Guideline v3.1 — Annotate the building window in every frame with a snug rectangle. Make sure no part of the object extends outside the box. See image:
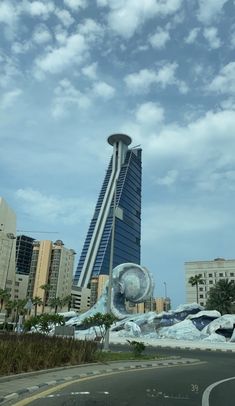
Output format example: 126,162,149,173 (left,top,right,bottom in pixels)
209,273,212,277
199,294,203,298
209,281,213,284
219,273,223,277
200,302,204,306
230,273,234,277
199,287,203,291
135,210,141,219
